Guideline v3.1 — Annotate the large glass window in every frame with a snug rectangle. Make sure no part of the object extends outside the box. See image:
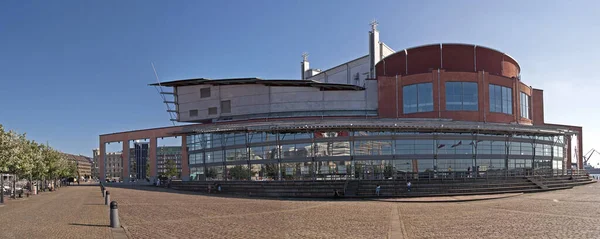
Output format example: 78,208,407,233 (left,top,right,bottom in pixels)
354,140,393,155
520,92,530,119
489,84,512,114
445,82,478,111
395,140,434,154
403,83,433,113
281,143,313,158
